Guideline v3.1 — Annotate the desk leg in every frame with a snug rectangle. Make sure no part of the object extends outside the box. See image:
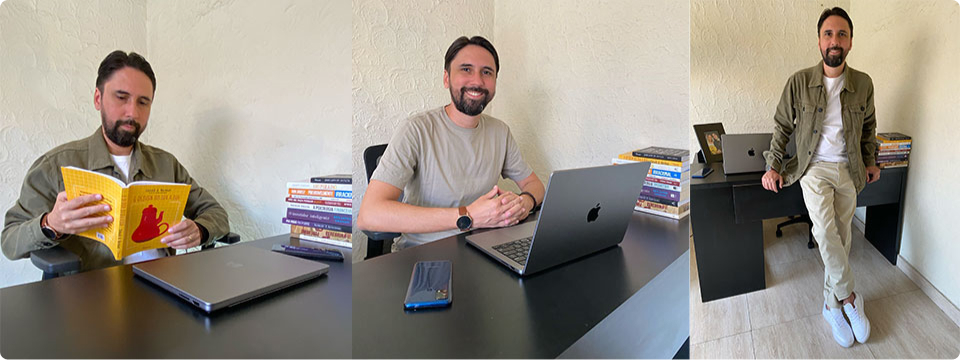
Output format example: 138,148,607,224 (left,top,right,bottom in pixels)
864,203,902,265
691,186,766,302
